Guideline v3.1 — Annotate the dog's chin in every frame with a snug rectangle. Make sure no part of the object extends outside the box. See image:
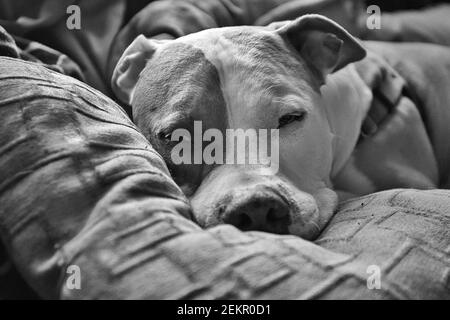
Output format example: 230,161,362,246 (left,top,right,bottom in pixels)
286,187,339,240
